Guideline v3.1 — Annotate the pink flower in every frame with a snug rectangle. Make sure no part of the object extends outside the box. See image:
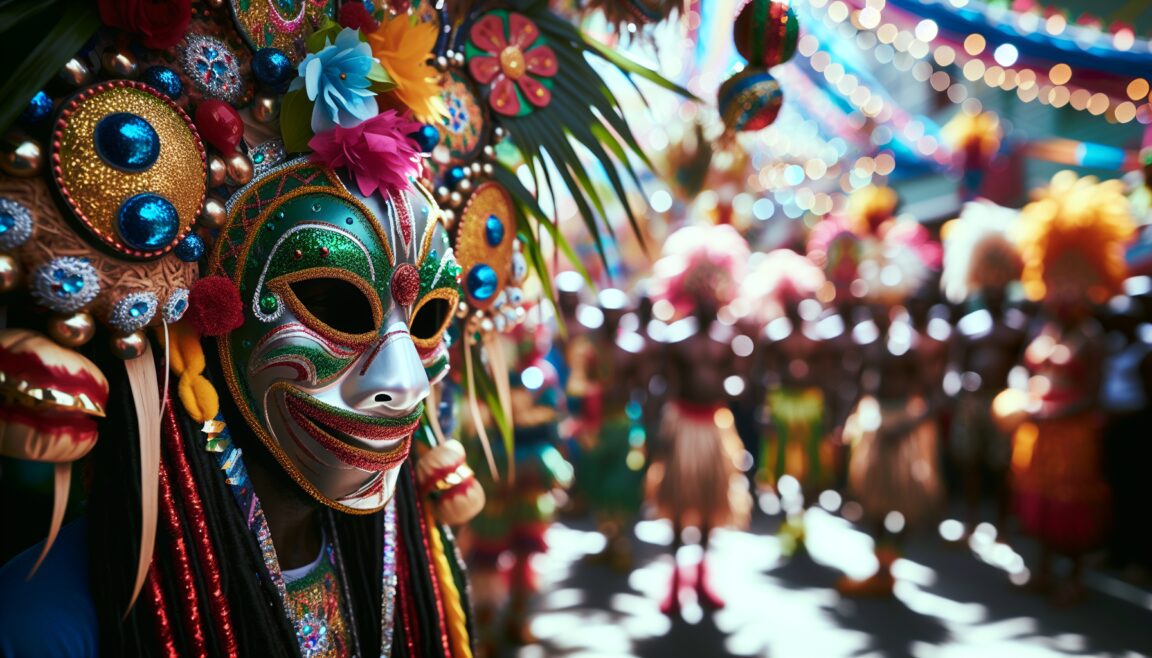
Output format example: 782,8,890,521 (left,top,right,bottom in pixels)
308,109,423,197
